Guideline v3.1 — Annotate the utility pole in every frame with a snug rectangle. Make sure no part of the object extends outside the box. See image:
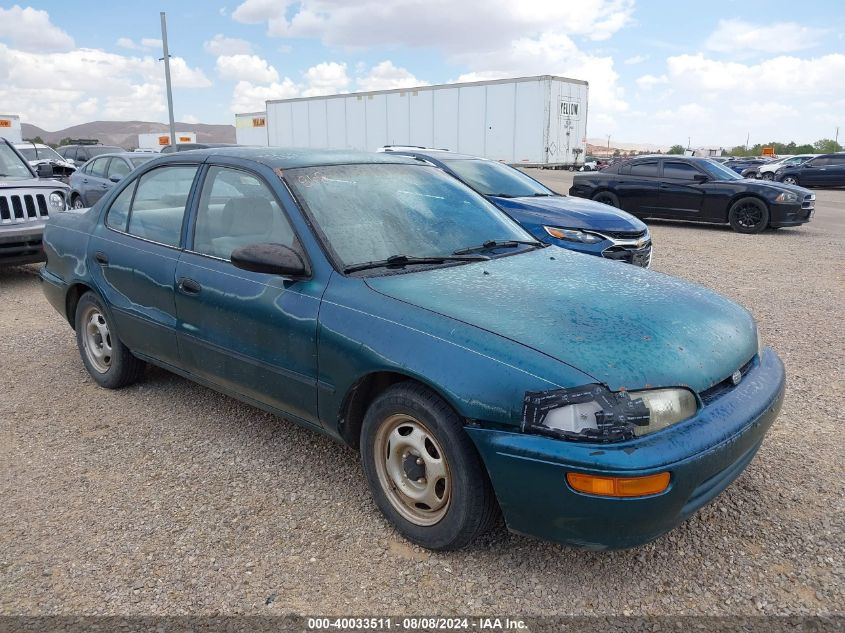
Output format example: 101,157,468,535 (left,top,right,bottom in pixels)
836,126,840,146
160,12,176,147
745,132,750,152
